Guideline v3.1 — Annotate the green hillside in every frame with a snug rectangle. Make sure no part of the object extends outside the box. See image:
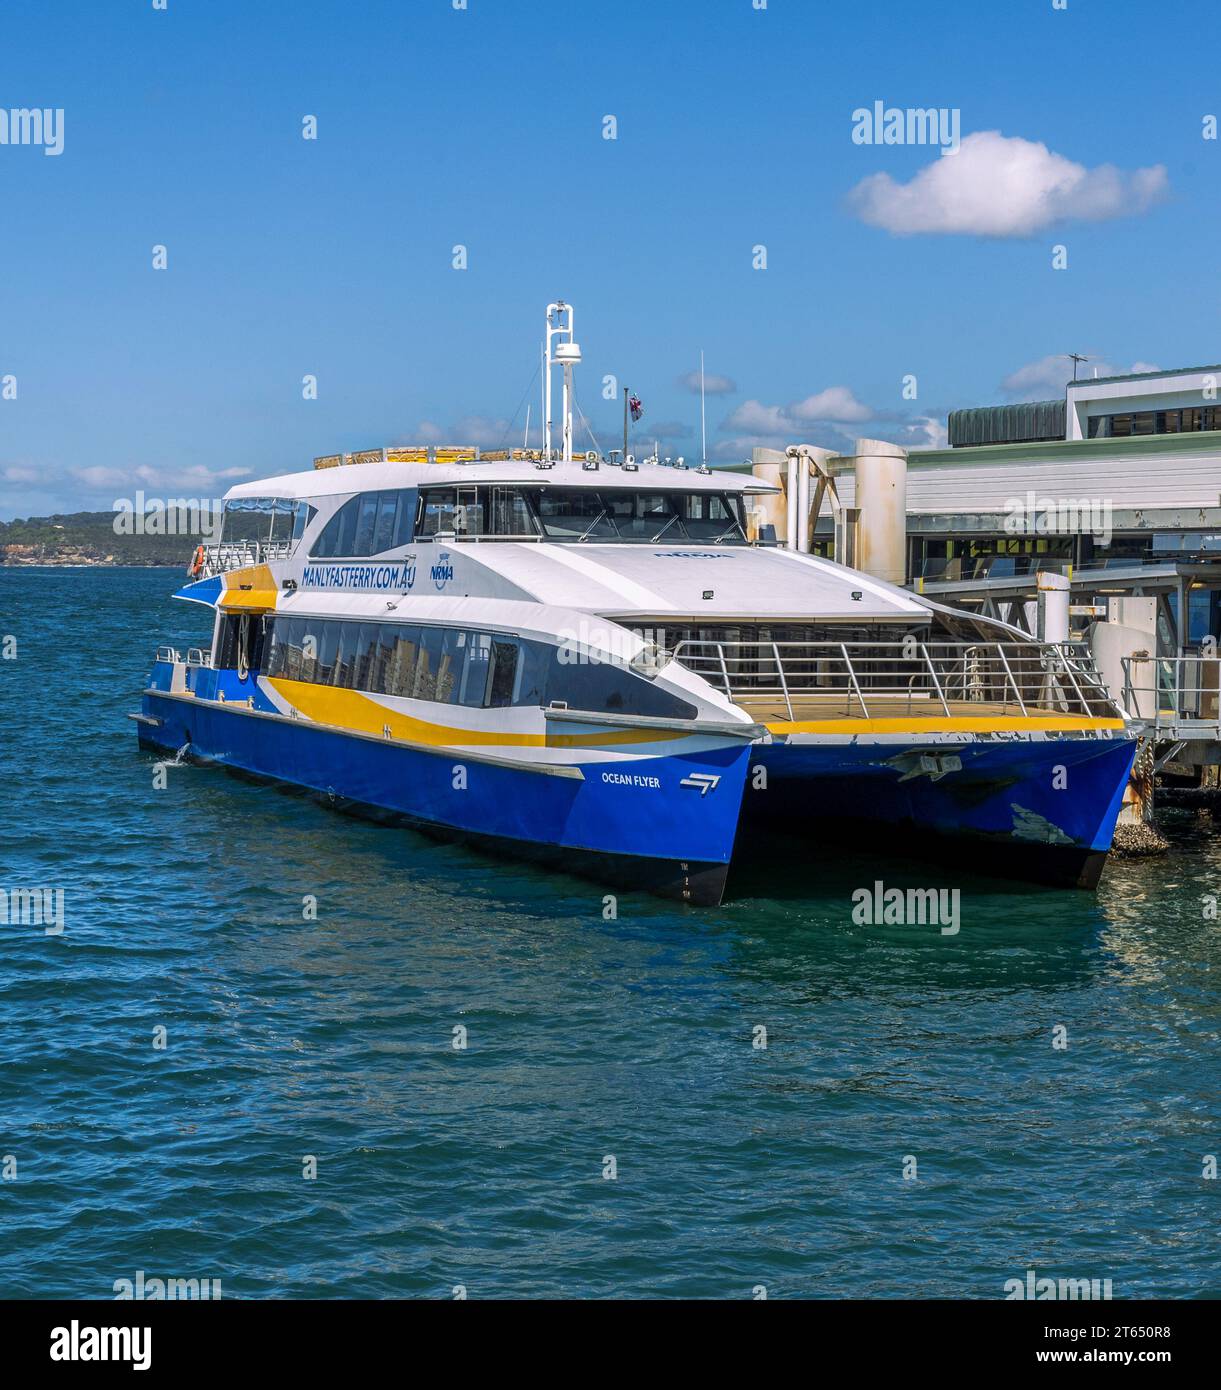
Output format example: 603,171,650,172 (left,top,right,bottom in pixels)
0,510,208,566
